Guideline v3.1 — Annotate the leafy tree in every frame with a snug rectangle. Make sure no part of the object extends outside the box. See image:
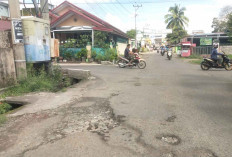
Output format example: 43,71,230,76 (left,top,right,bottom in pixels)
94,31,110,49
219,5,232,18
164,4,189,29
166,27,187,45
227,14,232,42
211,18,227,33
126,29,136,39
78,34,91,47
212,5,232,33
165,4,188,44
